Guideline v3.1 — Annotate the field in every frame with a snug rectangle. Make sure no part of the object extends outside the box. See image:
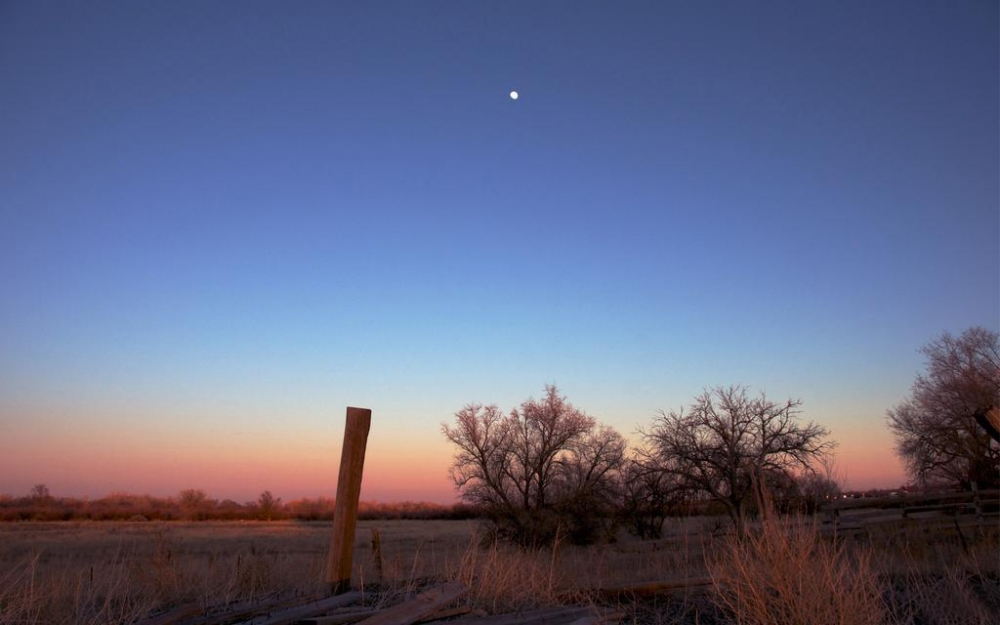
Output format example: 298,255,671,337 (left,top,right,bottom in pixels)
1,512,998,624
